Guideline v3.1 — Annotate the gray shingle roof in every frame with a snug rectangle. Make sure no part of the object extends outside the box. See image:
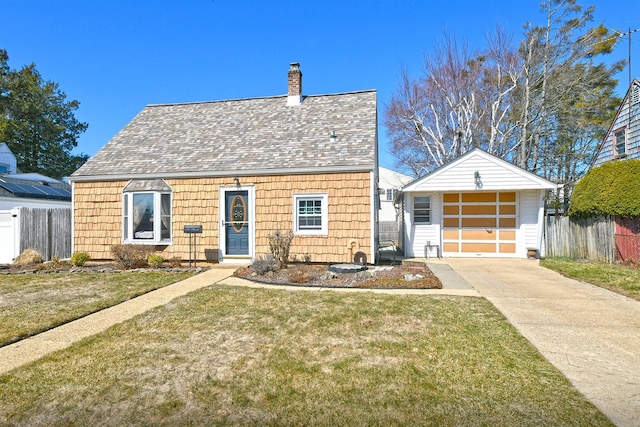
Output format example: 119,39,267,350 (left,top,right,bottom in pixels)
71,90,377,180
